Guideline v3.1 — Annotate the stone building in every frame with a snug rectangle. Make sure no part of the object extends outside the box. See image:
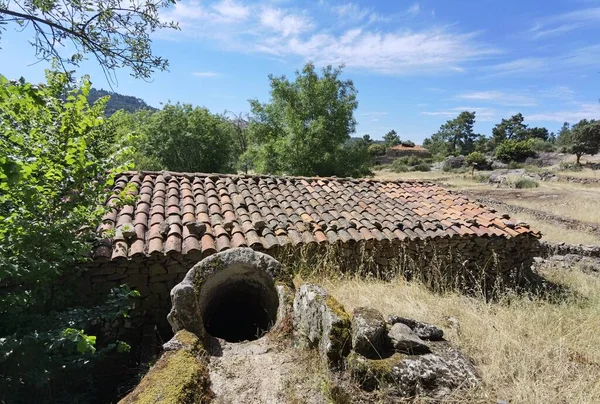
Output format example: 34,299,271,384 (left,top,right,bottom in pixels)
375,144,432,165
85,171,541,329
